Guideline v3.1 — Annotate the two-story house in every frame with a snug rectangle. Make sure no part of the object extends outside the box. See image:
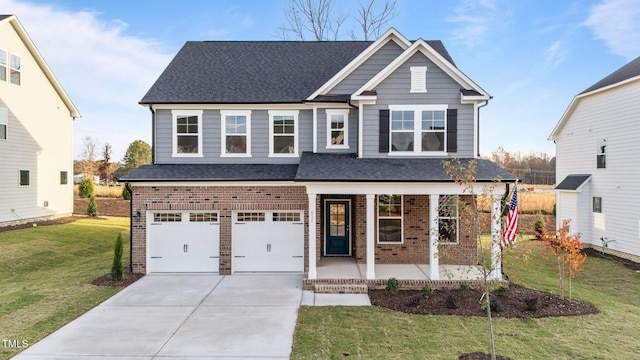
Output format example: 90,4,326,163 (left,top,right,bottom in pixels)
121,29,516,283
550,56,640,262
0,15,79,227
